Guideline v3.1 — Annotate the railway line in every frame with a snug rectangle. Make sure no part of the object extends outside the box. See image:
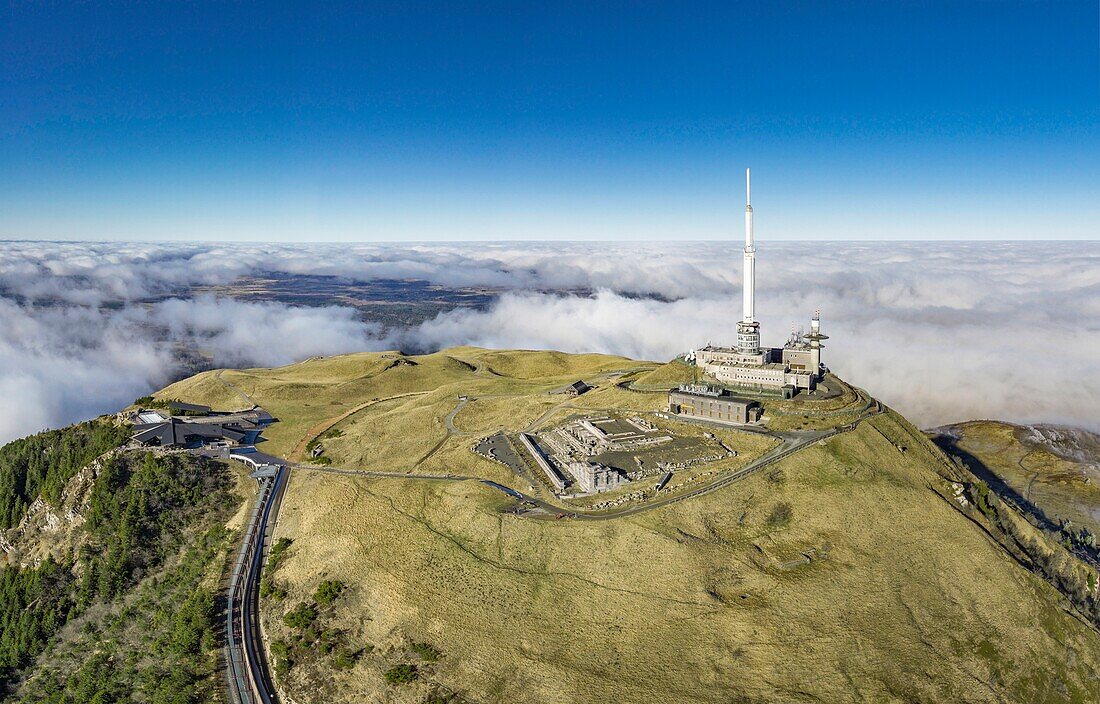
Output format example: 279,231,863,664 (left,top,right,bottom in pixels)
226,461,286,704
